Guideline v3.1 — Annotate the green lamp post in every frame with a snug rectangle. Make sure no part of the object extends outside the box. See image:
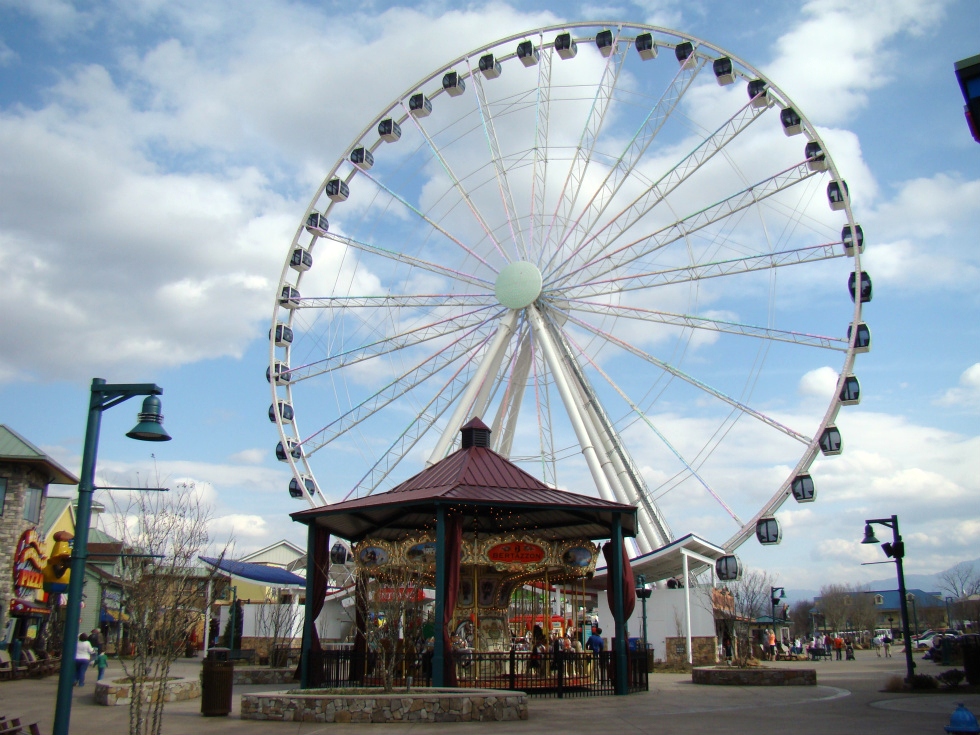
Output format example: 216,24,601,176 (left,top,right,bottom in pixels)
53,379,170,735
862,515,915,683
